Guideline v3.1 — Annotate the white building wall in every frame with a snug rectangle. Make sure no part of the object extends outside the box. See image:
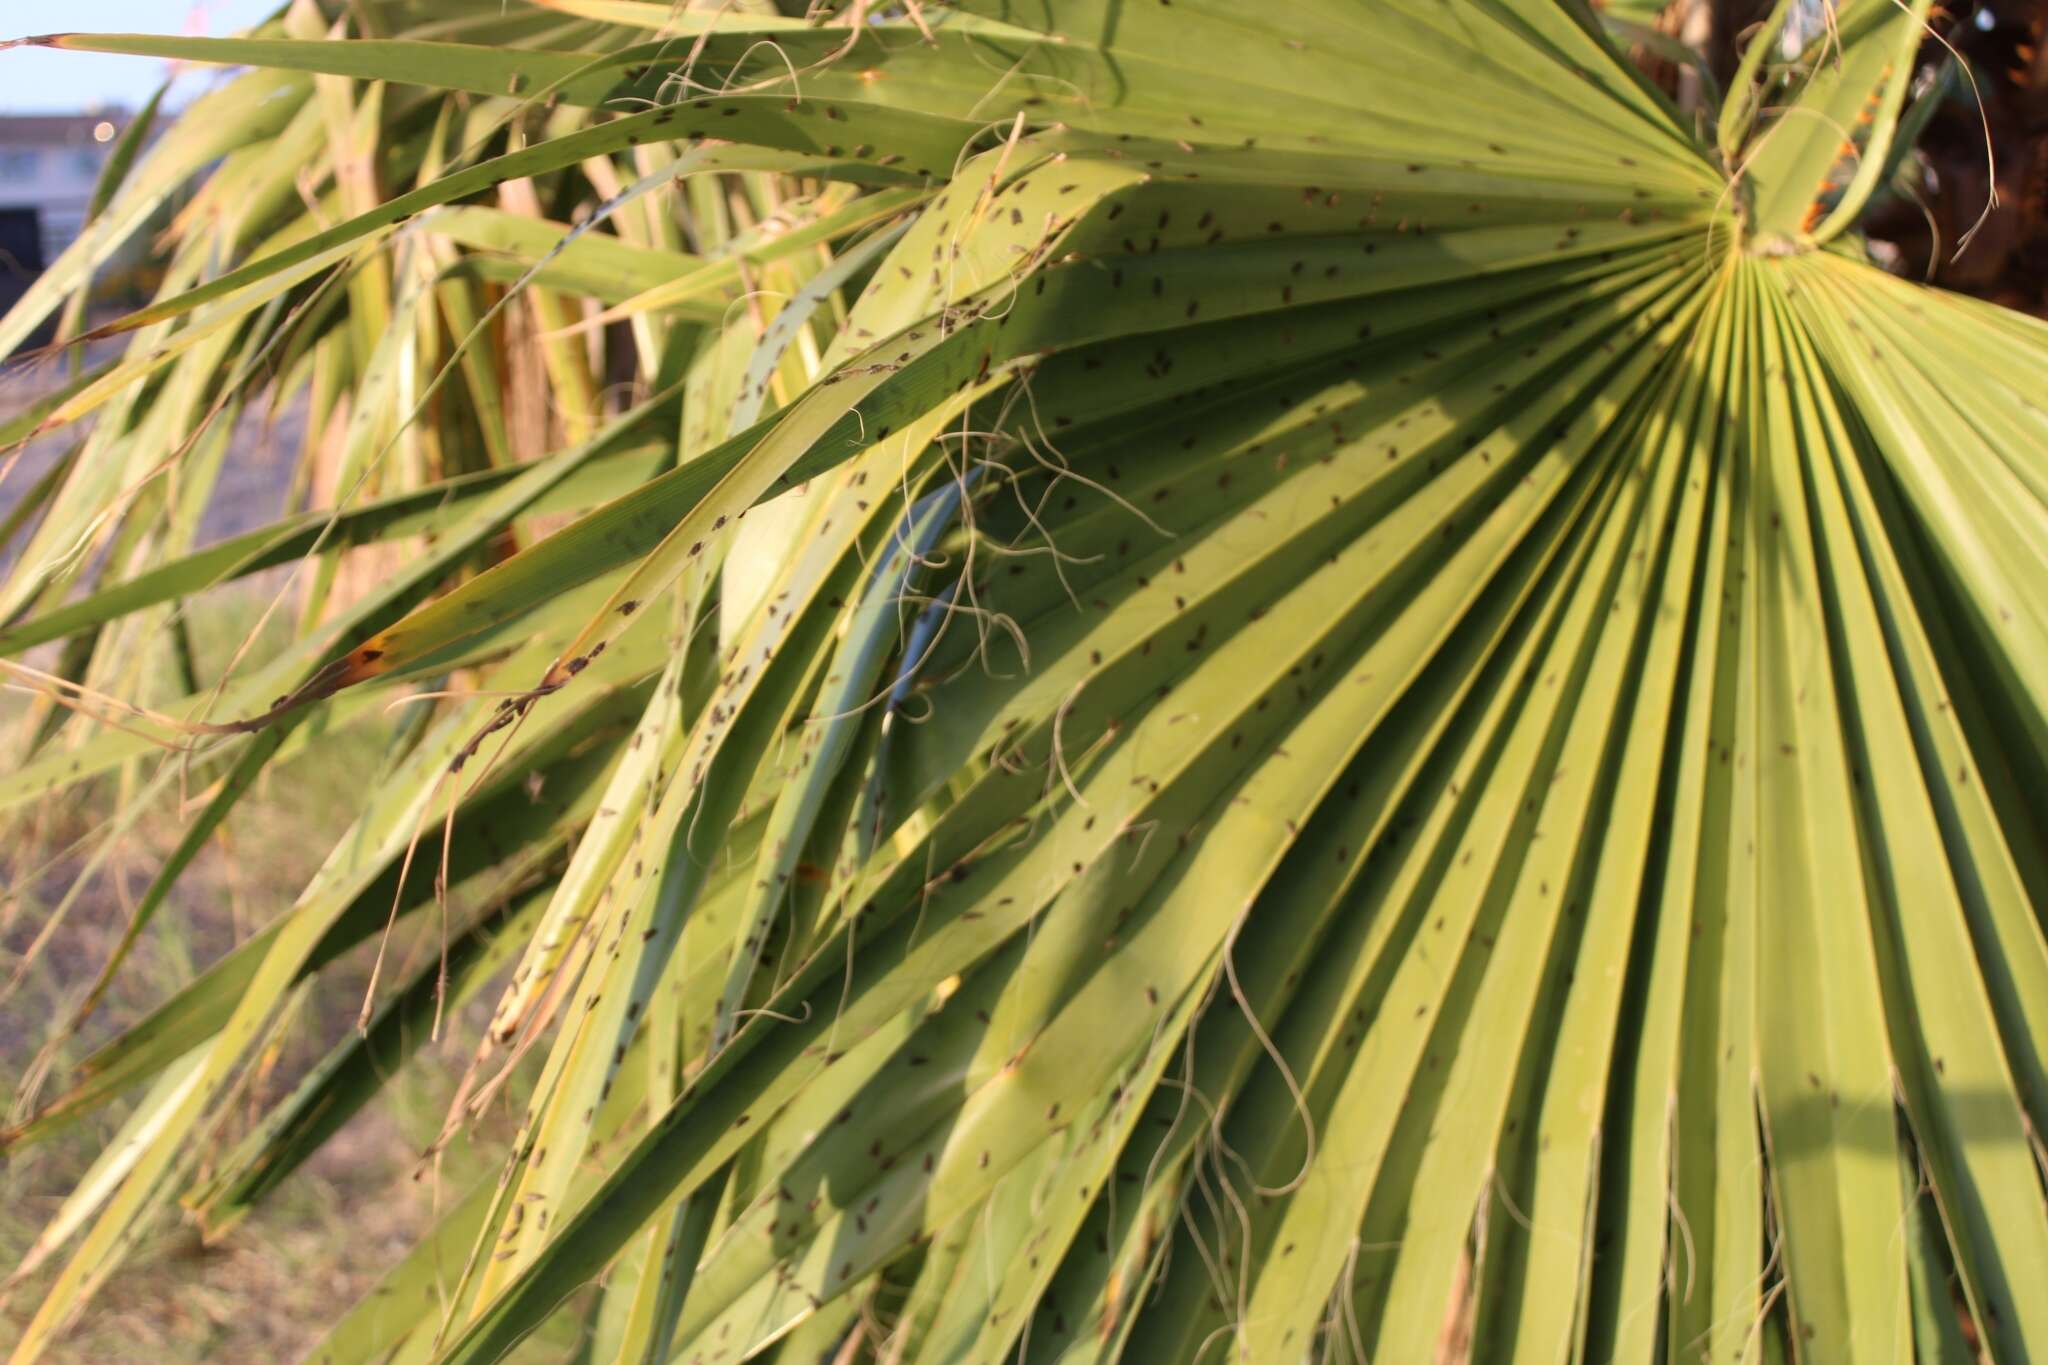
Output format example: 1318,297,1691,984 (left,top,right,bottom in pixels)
0,127,115,261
